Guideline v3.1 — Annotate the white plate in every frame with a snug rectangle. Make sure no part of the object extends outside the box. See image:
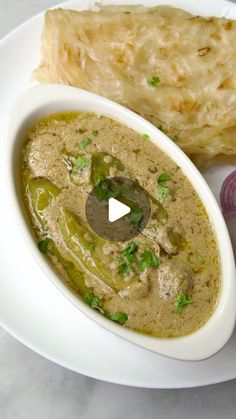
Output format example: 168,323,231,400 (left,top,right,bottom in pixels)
0,0,236,388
